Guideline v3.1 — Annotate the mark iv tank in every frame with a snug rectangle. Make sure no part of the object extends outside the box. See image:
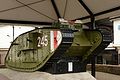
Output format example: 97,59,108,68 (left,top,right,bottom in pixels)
5,23,112,73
